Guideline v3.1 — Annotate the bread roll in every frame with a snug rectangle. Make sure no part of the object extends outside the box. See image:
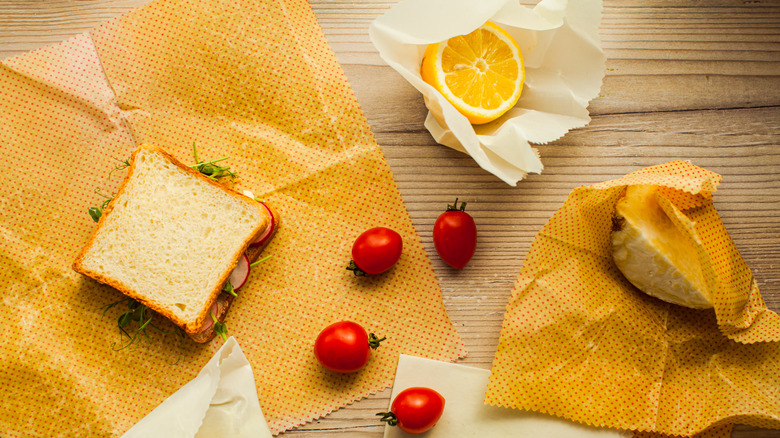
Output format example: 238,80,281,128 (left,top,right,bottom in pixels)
611,185,713,309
